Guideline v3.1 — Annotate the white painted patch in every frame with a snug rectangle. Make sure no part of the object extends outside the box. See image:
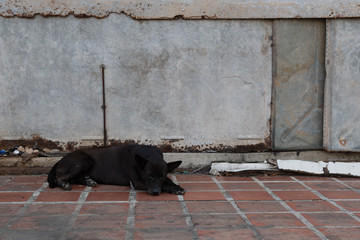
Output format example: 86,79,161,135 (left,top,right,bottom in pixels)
209,162,276,175
276,160,327,175
277,160,360,177
327,162,360,177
